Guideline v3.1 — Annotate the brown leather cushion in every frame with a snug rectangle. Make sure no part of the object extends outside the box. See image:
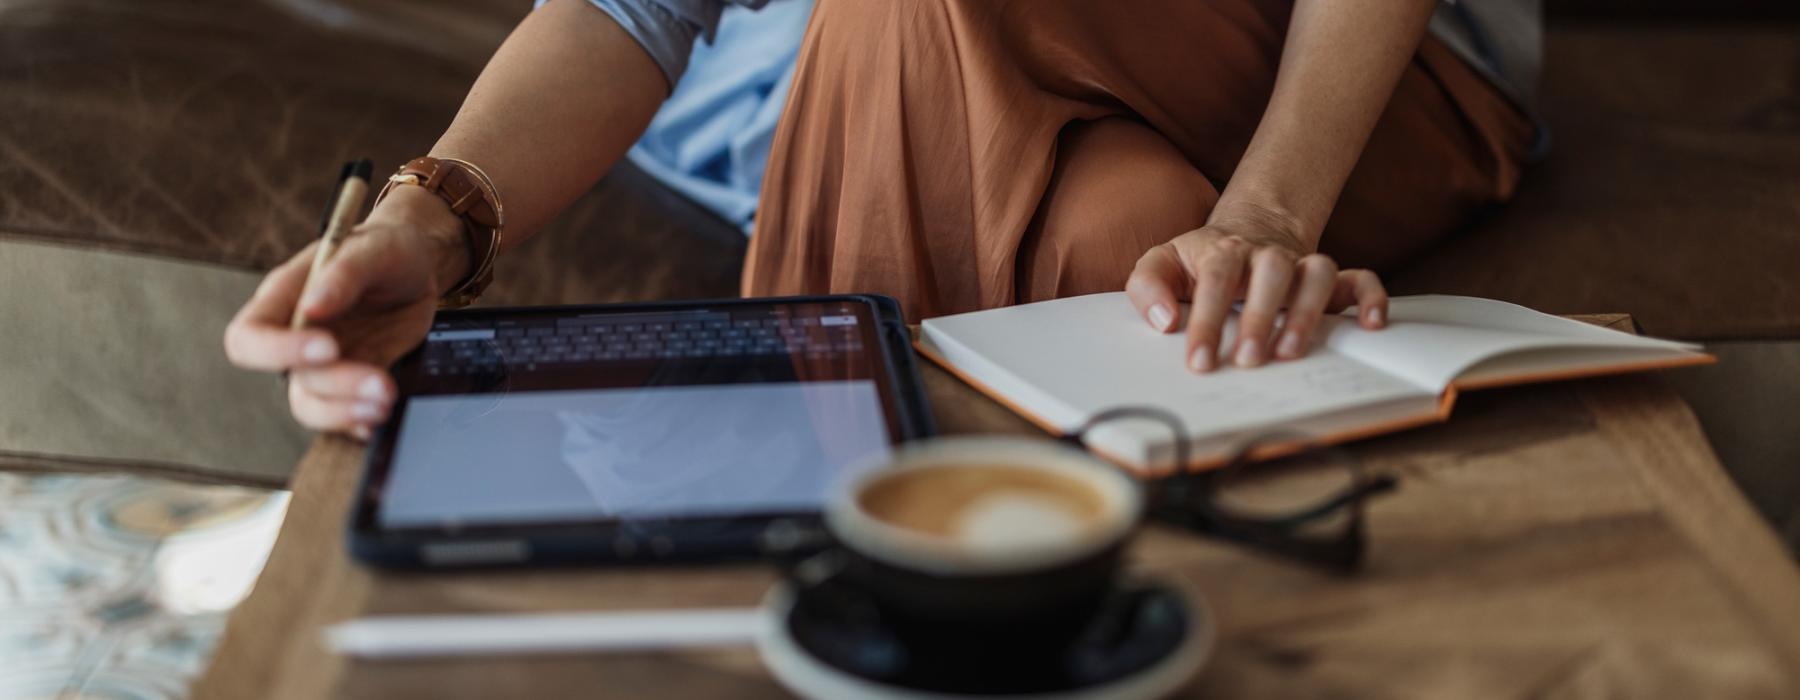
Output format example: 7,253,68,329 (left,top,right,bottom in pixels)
0,0,745,302
483,162,748,306
1387,22,1800,340
0,0,510,267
